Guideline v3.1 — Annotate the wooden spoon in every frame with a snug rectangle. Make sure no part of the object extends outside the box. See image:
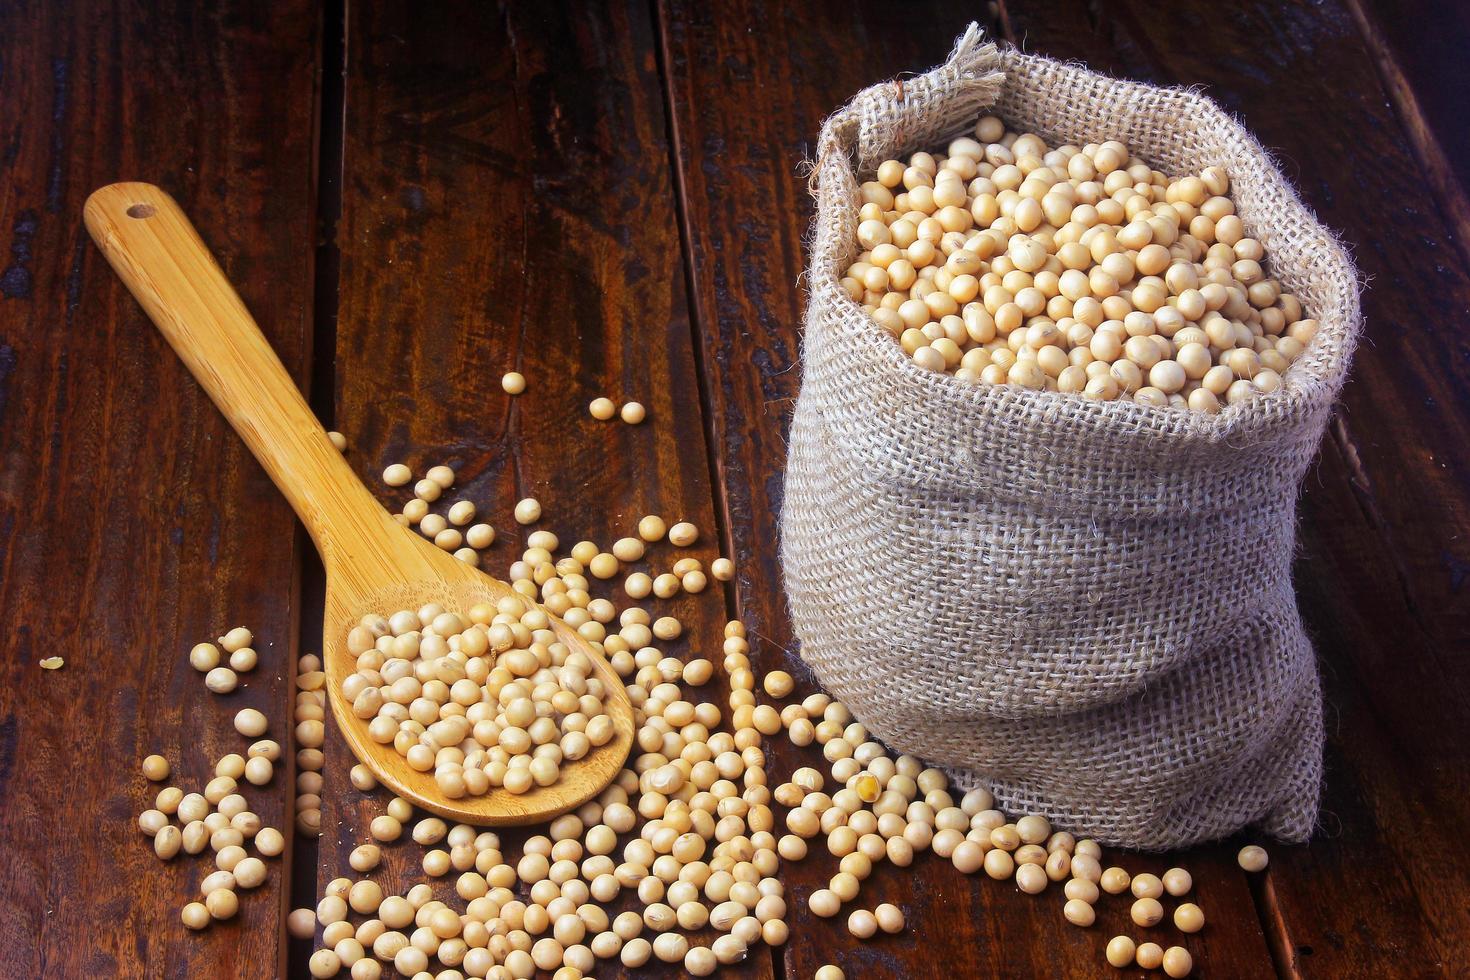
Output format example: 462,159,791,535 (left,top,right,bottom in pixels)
84,182,634,825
